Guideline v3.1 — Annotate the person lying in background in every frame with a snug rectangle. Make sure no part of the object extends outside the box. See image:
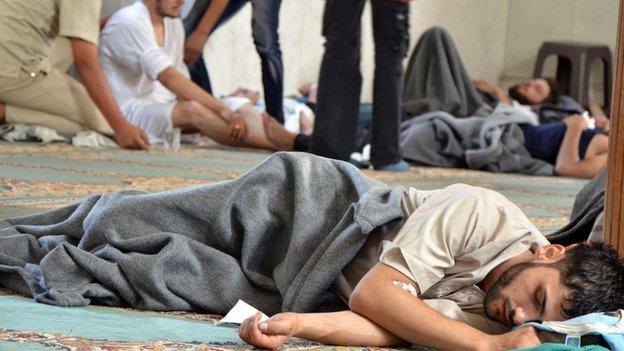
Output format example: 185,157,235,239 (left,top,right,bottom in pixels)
0,0,149,150
99,0,276,150
474,78,609,178
223,87,315,136
401,26,609,179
